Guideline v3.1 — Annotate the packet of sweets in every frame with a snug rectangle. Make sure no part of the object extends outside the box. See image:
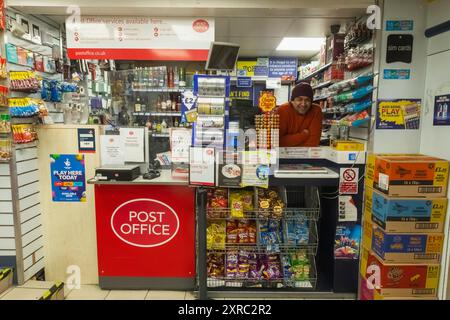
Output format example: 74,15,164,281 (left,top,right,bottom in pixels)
230,191,244,218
